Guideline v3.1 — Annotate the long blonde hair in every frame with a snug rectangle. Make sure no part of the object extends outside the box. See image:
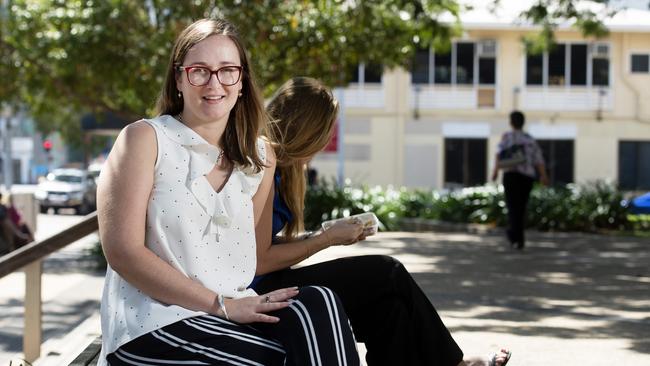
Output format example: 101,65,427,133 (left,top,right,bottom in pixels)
265,77,339,239
155,18,266,172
